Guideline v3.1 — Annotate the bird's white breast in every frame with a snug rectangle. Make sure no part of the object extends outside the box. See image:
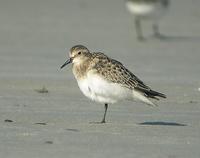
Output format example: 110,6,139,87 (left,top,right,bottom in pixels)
126,1,166,20
77,74,132,104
